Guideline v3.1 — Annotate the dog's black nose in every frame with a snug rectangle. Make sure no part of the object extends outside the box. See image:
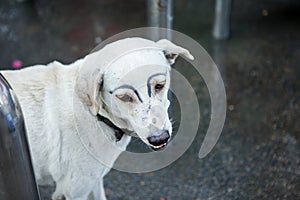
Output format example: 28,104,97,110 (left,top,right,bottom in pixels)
147,130,170,147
